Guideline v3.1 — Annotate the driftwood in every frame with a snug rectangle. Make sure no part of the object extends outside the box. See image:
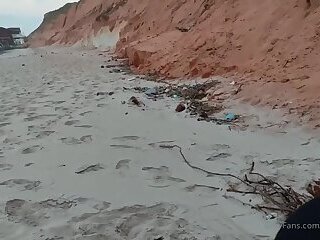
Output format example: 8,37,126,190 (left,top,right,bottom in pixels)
160,144,312,215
